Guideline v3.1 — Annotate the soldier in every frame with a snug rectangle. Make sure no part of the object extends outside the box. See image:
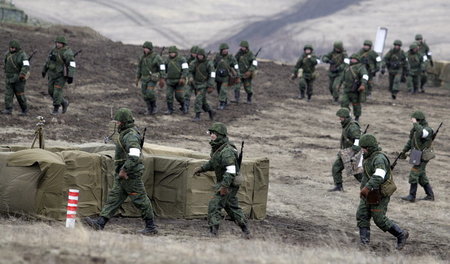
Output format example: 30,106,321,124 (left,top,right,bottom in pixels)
235,40,257,104
415,34,433,92
42,36,76,115
357,134,409,250
189,48,215,121
329,108,361,192
291,44,318,101
338,53,368,122
84,108,157,235
184,45,199,112
213,43,239,110
406,43,425,94
381,40,409,100
2,40,29,115
135,41,165,115
194,122,250,237
356,40,381,96
163,46,188,115
399,111,435,202
322,41,348,103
